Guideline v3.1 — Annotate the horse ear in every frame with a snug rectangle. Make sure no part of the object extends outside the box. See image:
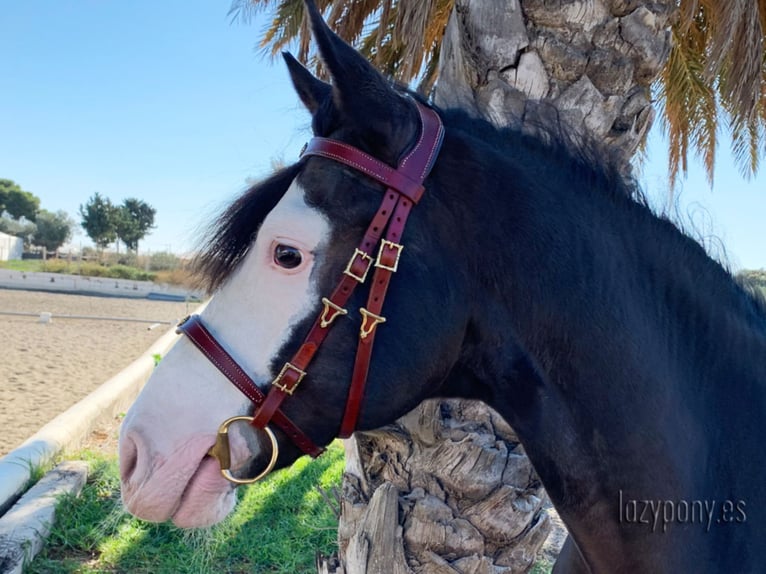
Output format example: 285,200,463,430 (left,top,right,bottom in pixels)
282,52,331,115
303,0,417,161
